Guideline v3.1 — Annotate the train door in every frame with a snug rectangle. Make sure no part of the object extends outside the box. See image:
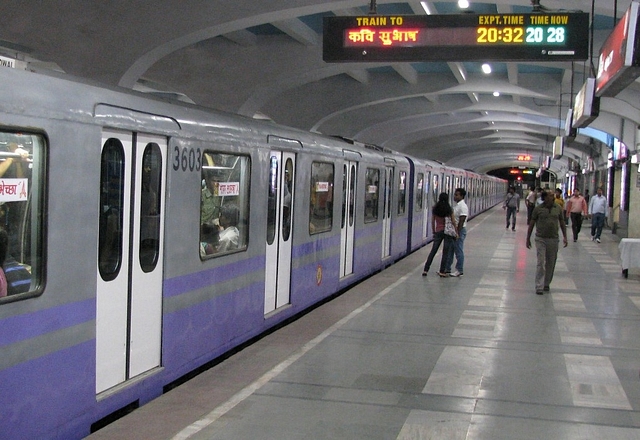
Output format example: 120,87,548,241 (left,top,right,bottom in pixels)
265,151,295,314
96,131,166,394
340,161,357,277
381,166,393,259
